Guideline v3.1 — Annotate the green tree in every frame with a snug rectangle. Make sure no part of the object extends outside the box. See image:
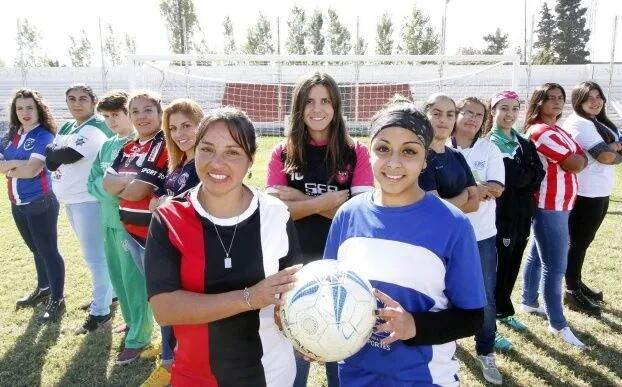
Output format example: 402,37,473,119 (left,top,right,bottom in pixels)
483,28,509,55
68,29,93,67
159,0,198,54
554,0,590,64
533,2,557,64
223,16,236,54
243,13,274,54
104,24,123,66
15,18,50,67
125,34,137,55
307,9,325,55
399,5,439,54
376,13,394,55
326,9,351,54
286,5,307,54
